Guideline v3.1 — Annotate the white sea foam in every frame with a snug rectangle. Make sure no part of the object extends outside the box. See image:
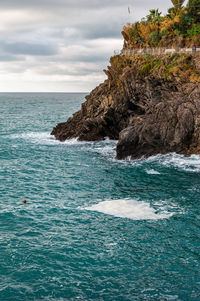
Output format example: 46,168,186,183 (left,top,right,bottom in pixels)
8,132,92,146
84,199,174,220
116,151,200,173
8,133,200,172
146,169,161,175
85,138,117,160
93,145,116,157
145,153,200,172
